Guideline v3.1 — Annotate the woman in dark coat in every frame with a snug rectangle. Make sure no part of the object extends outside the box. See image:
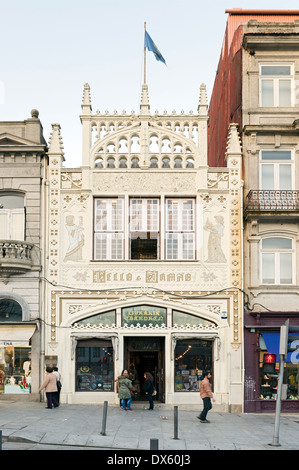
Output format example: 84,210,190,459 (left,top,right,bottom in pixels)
144,372,155,410
117,370,133,410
